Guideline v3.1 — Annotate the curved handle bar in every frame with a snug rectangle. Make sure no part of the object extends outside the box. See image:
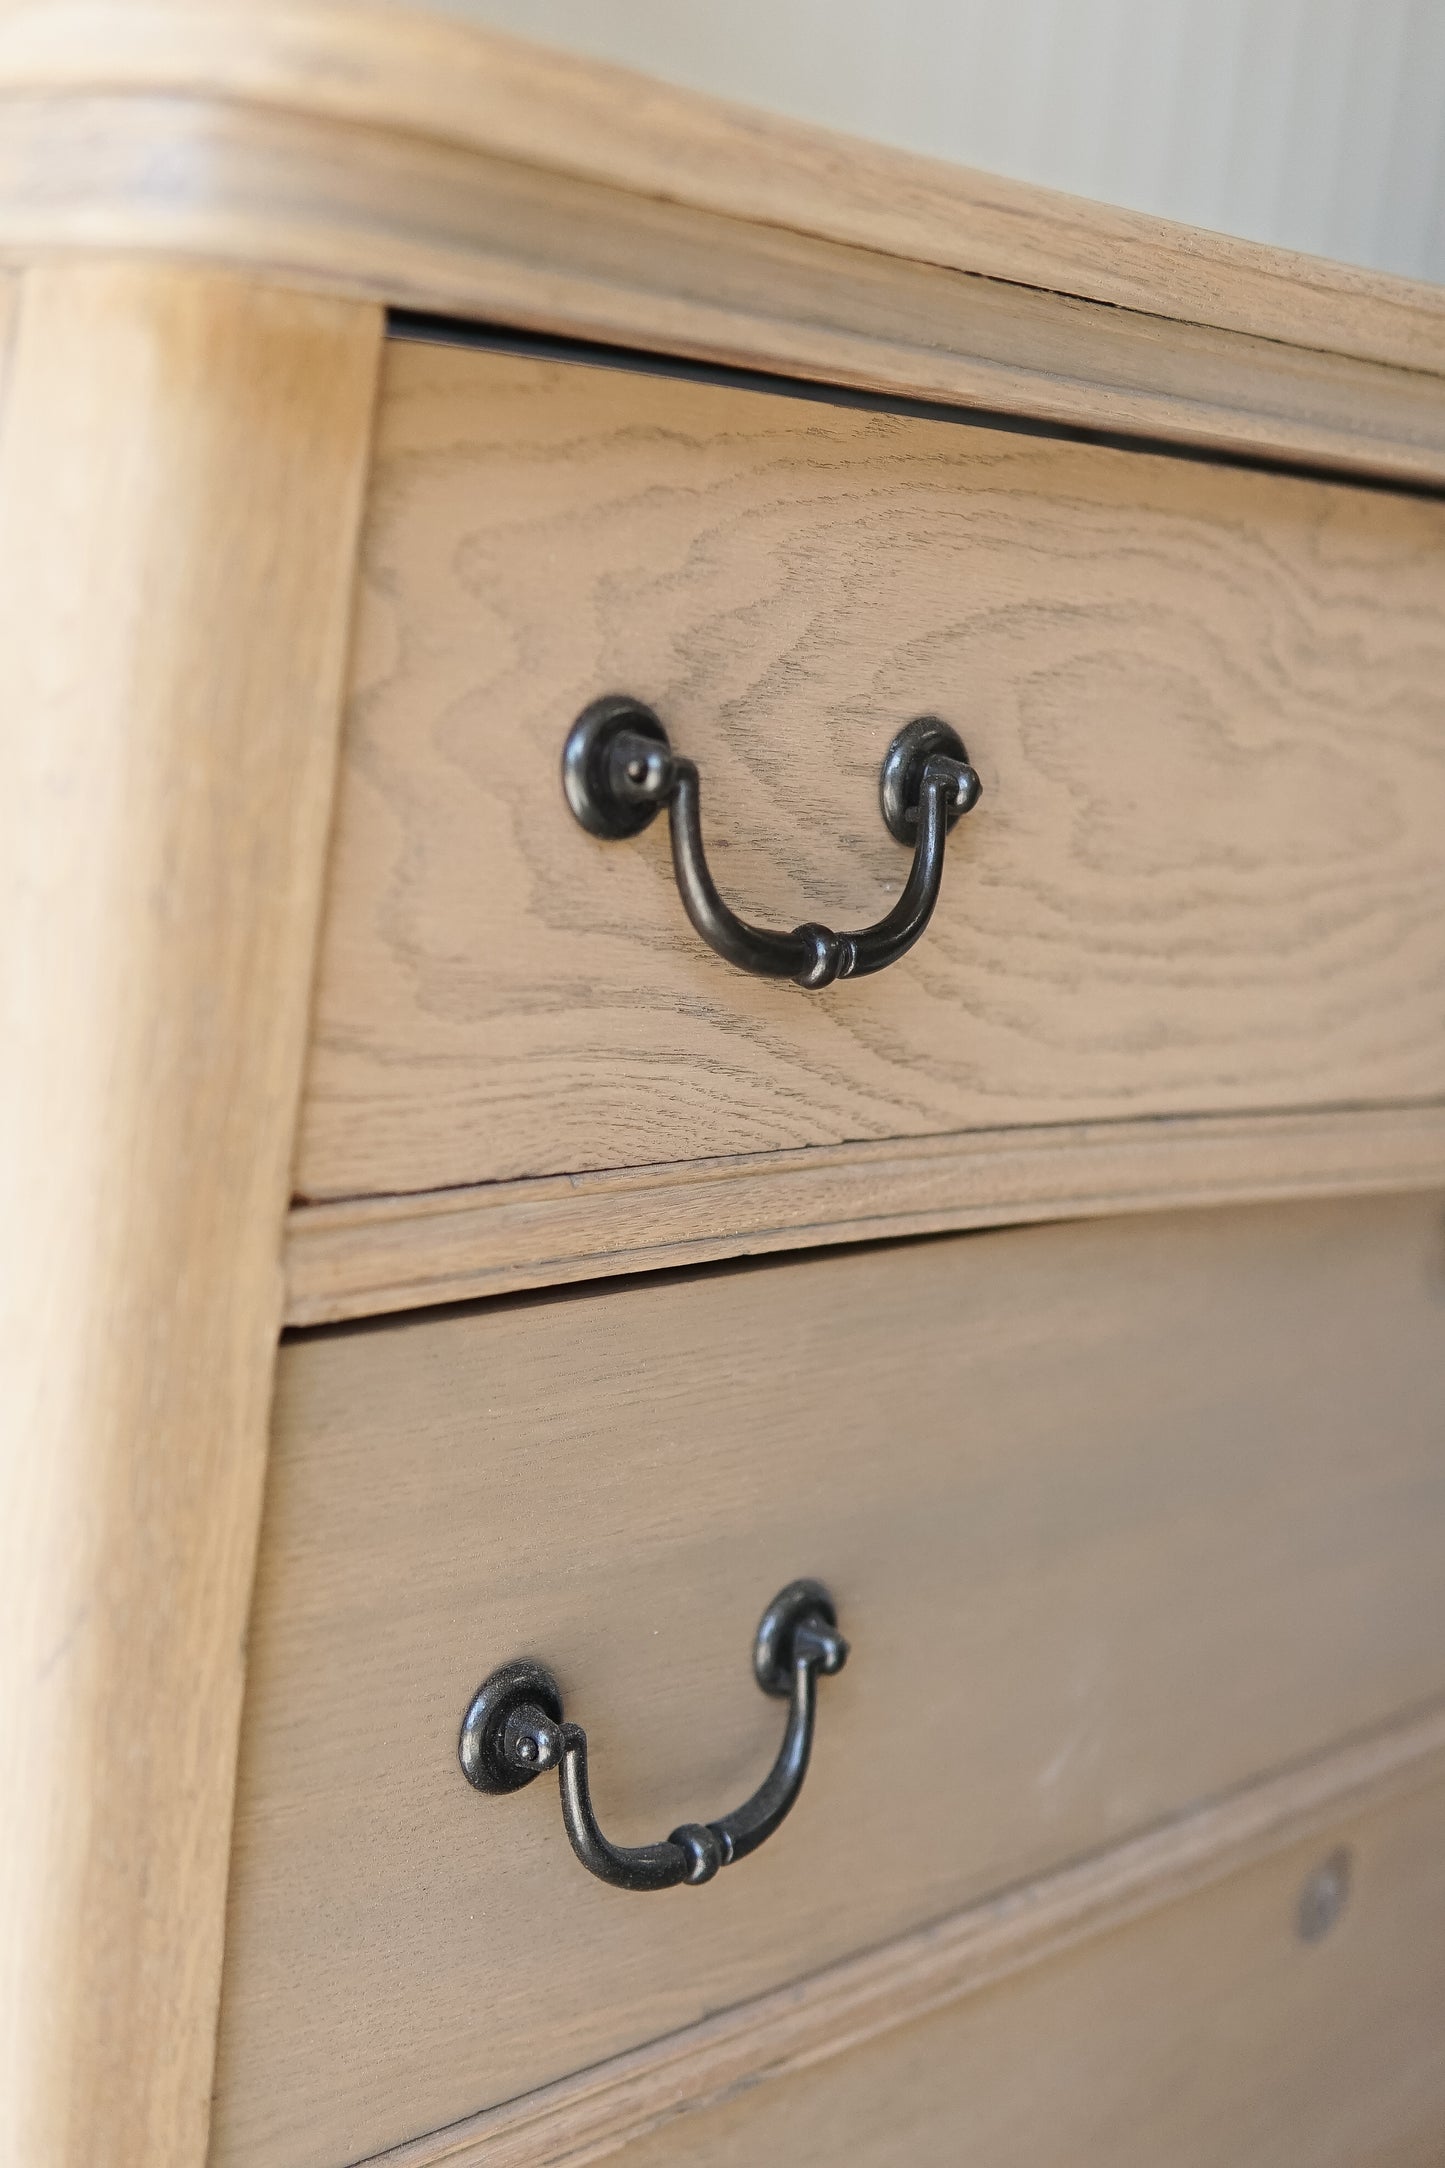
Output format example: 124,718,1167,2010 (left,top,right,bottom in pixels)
459,1581,848,1892
562,697,981,989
